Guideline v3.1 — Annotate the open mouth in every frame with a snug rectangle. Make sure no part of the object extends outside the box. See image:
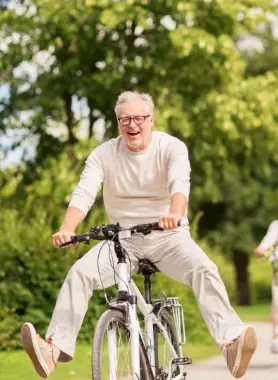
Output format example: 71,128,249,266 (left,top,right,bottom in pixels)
128,132,140,136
